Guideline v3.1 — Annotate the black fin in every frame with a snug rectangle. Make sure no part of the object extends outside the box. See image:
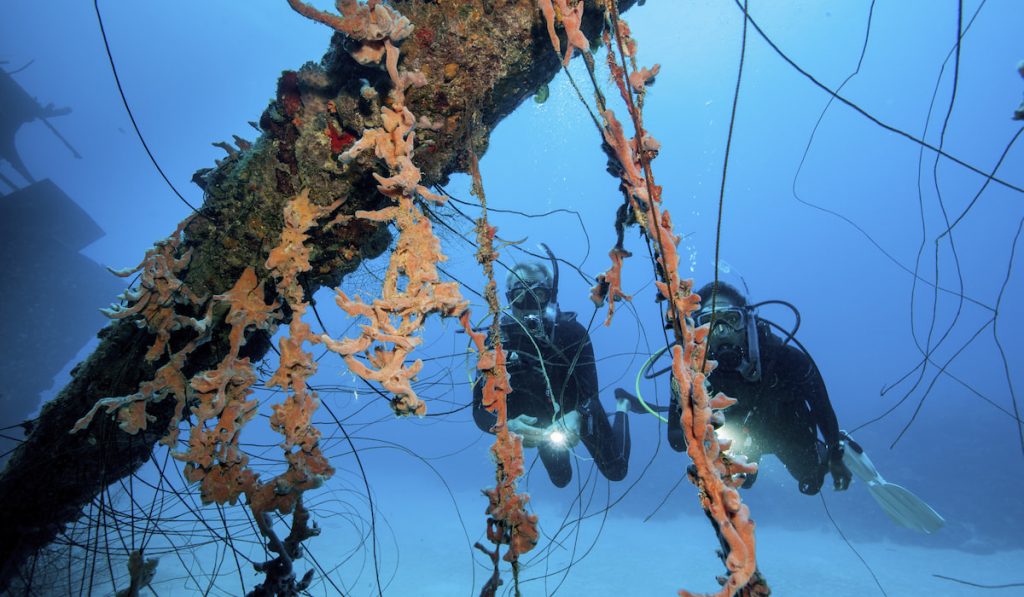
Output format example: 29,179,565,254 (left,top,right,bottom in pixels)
614,387,670,414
